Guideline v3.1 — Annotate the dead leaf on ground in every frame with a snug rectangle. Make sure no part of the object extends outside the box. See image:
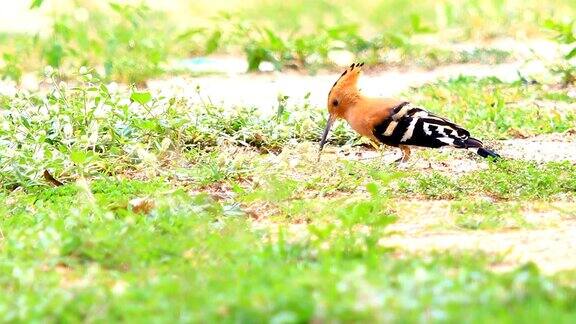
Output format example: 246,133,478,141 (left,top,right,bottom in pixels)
129,197,156,215
43,169,64,187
